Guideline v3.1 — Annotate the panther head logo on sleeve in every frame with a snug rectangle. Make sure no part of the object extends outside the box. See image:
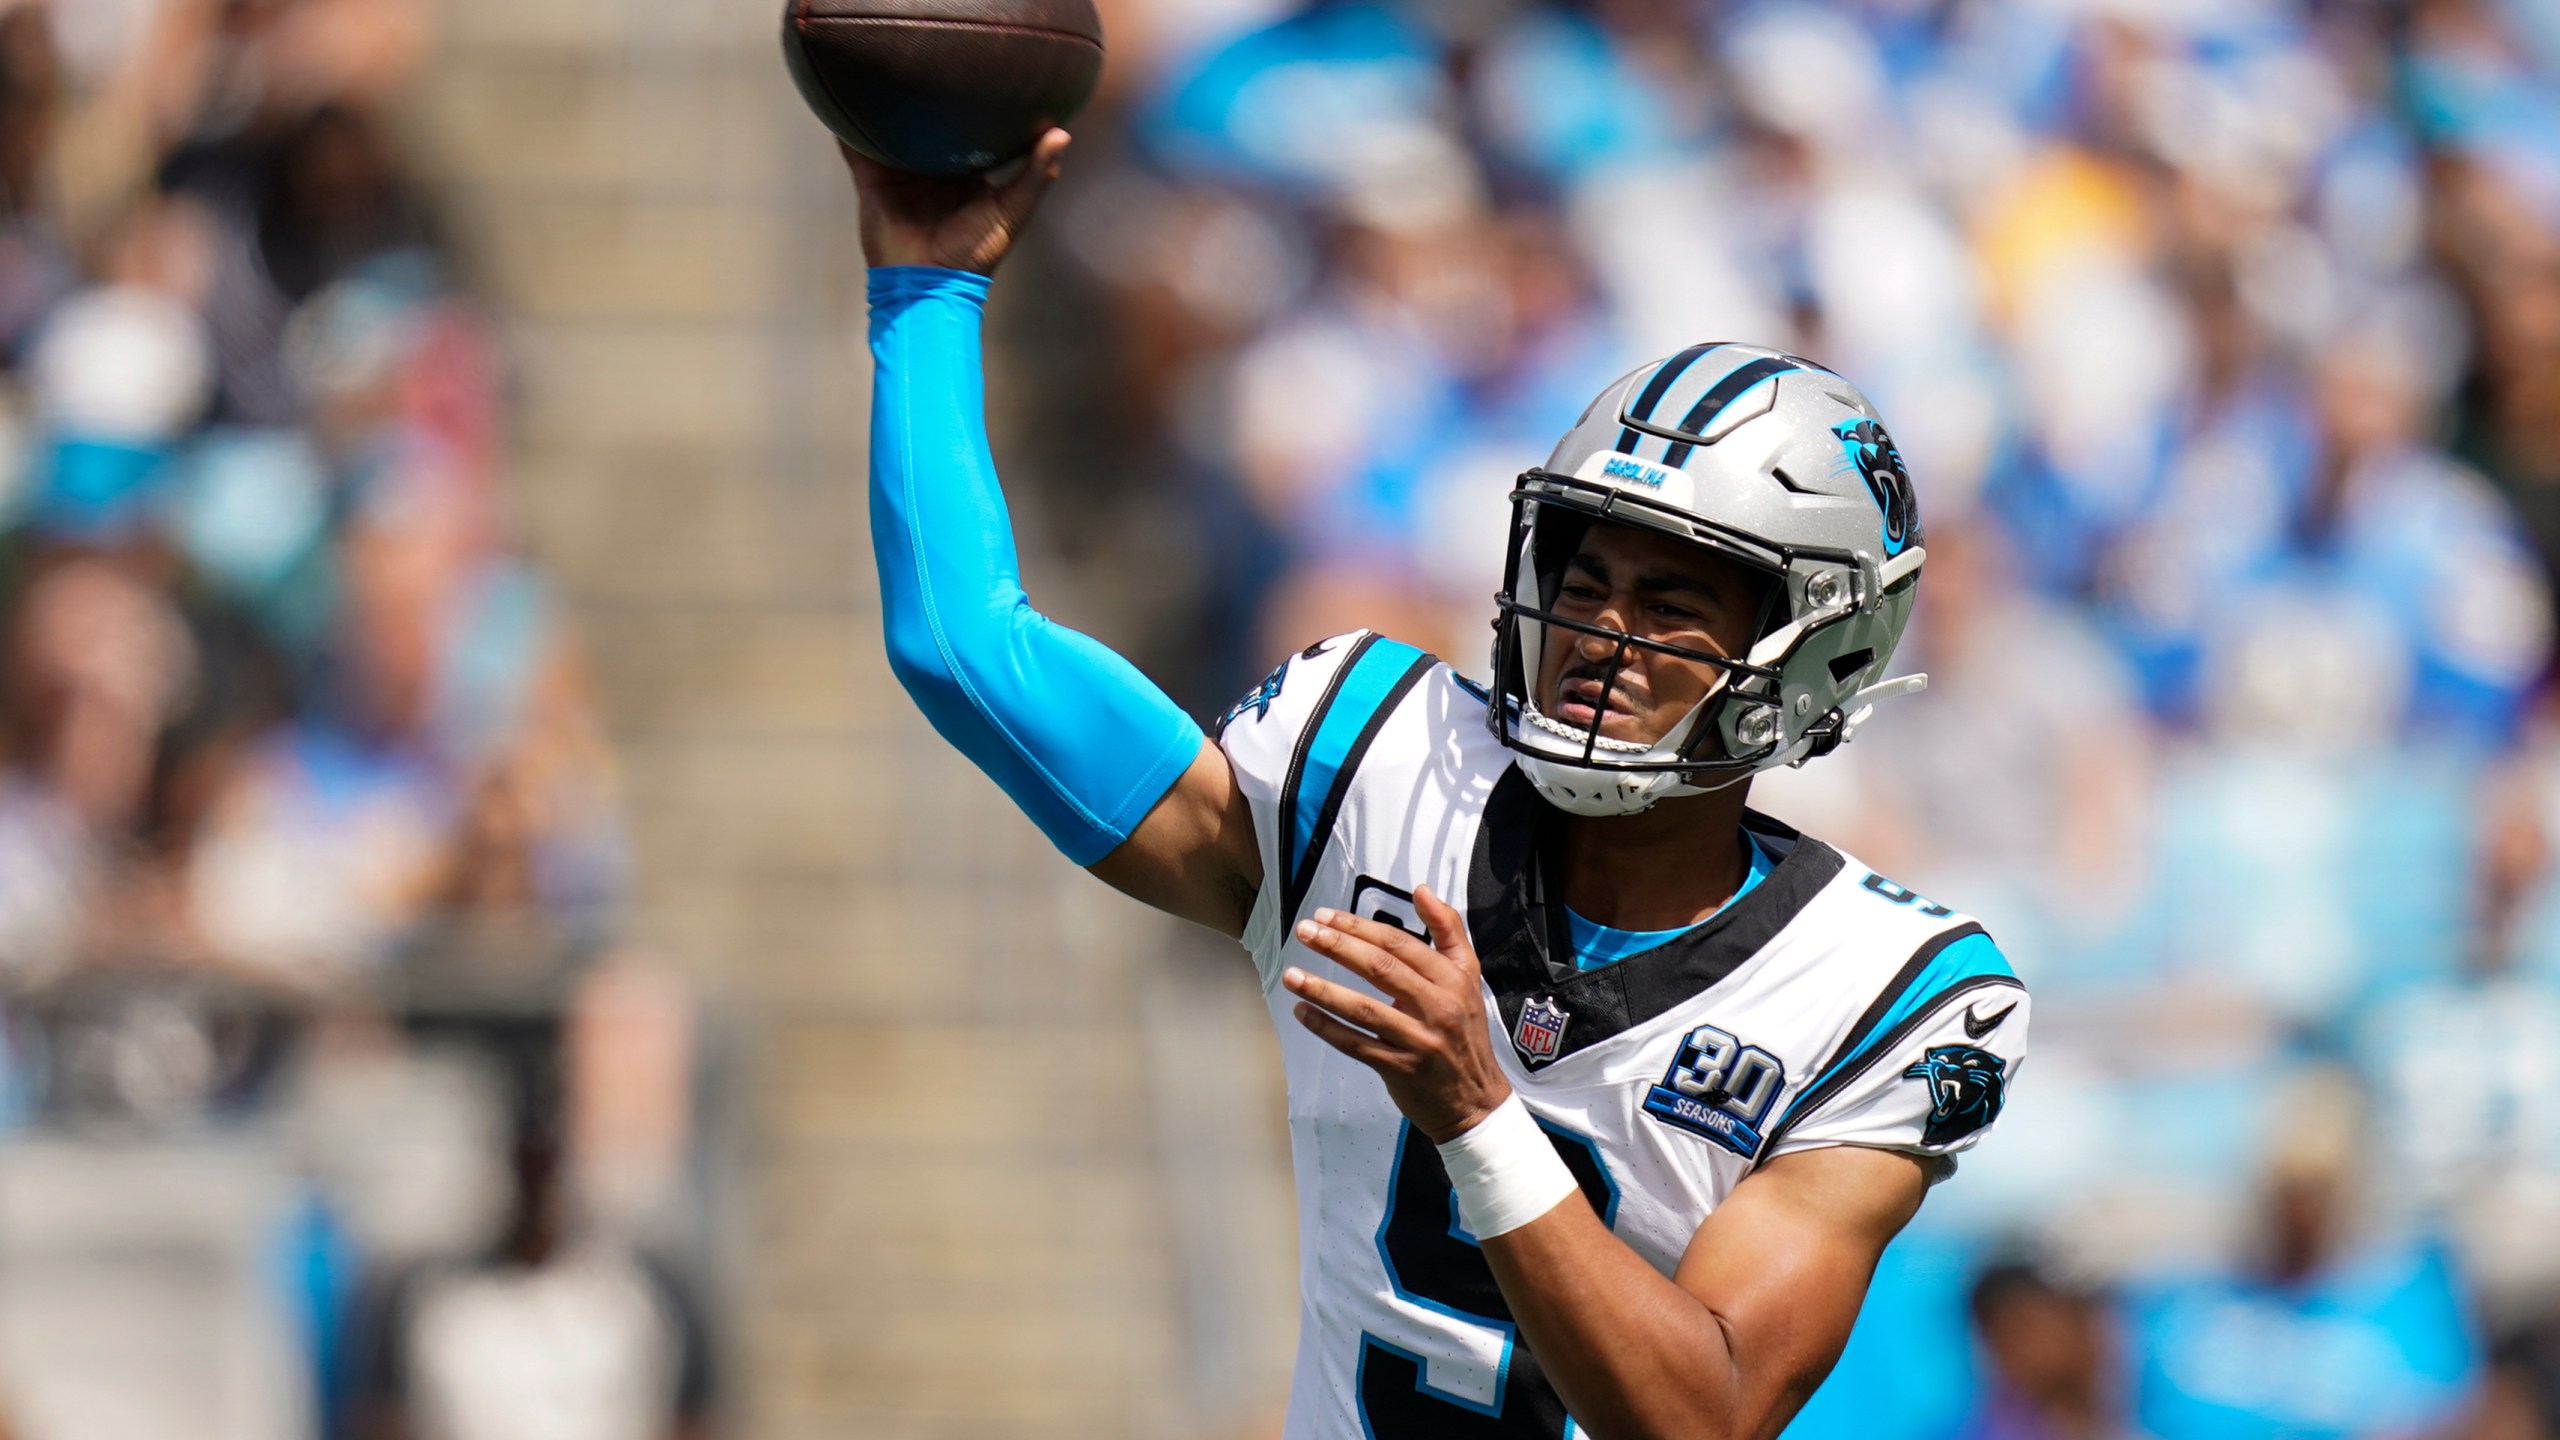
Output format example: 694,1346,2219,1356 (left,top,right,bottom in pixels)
1903,1044,2009,1147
